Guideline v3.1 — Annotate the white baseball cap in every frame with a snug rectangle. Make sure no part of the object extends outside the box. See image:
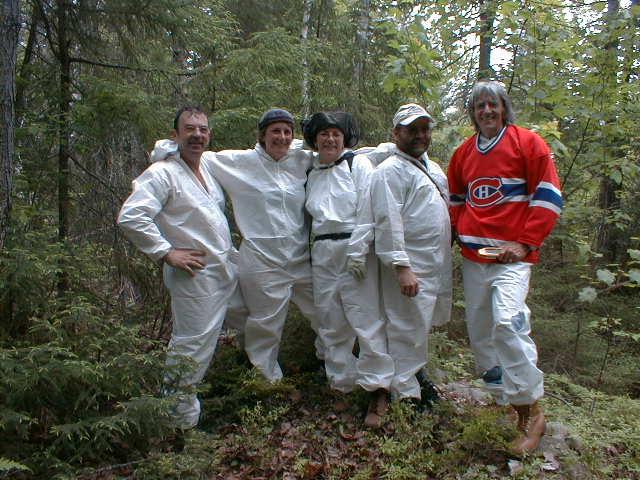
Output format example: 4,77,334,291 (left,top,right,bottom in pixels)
392,103,434,127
